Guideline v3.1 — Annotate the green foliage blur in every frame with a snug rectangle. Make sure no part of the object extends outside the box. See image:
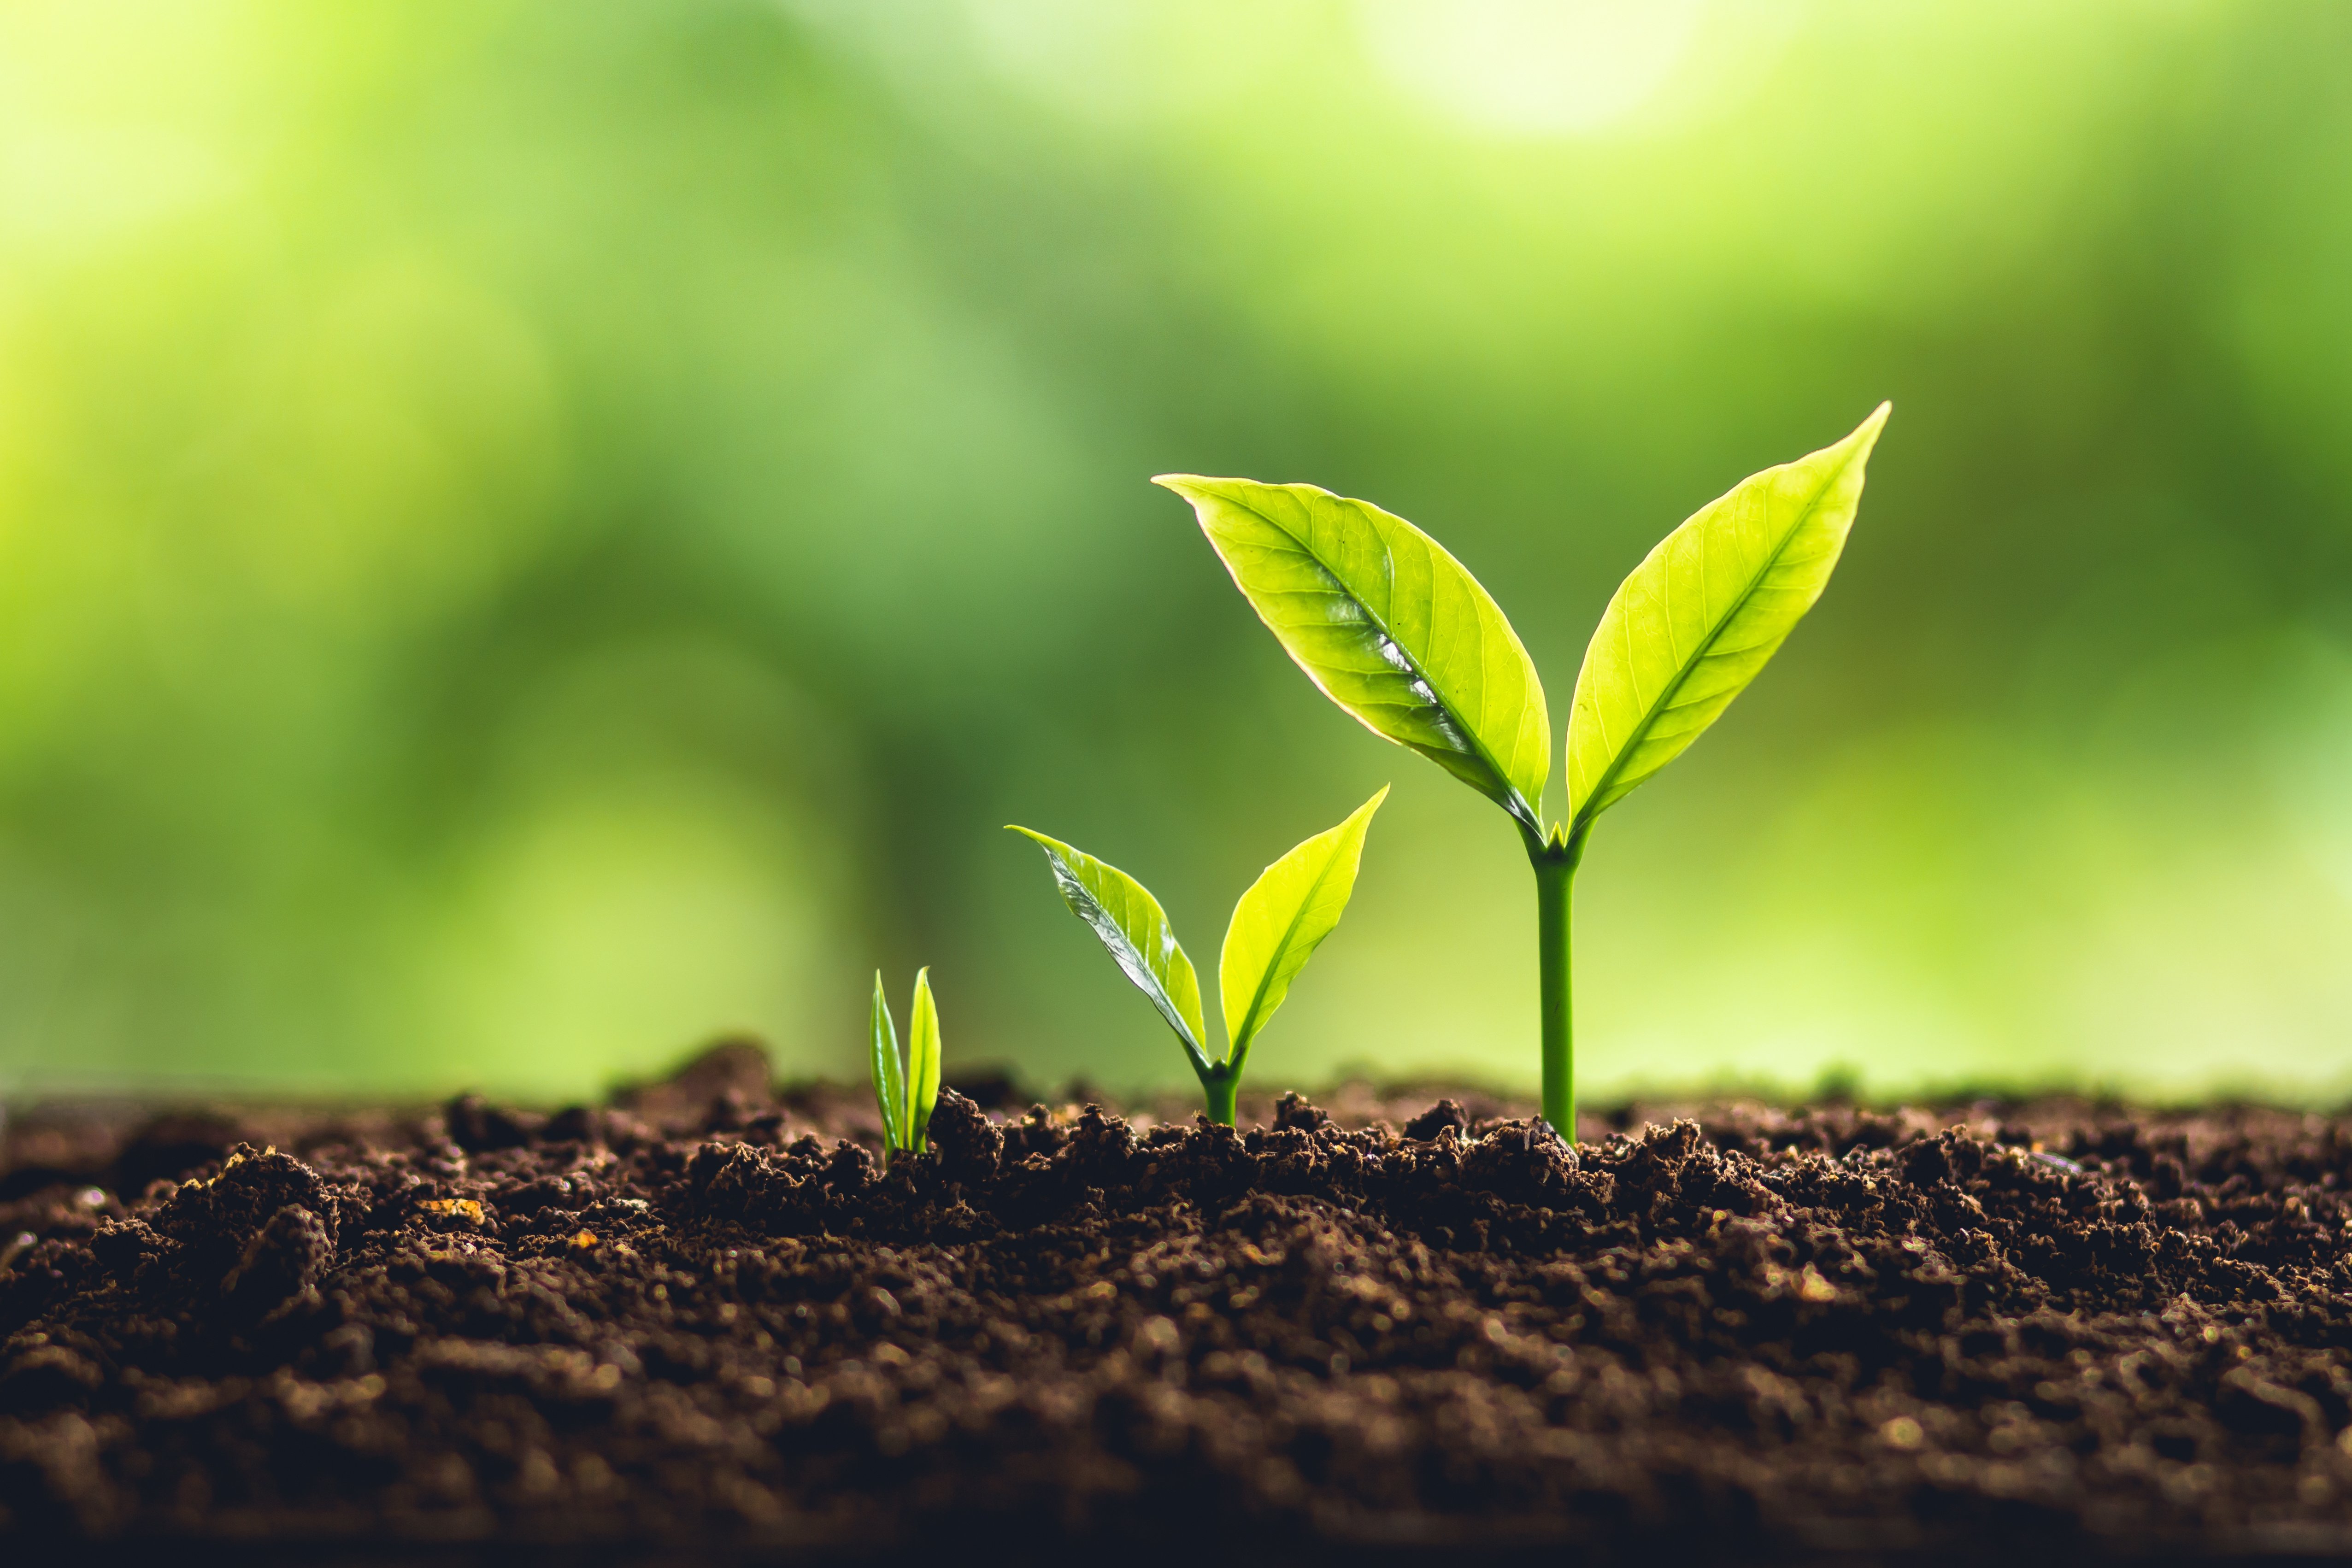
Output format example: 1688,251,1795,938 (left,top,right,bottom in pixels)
3,0,2349,1104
